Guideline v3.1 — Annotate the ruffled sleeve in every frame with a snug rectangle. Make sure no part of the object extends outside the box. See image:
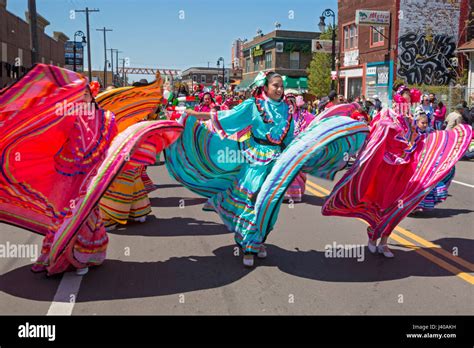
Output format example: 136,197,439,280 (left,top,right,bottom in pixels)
211,98,257,139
